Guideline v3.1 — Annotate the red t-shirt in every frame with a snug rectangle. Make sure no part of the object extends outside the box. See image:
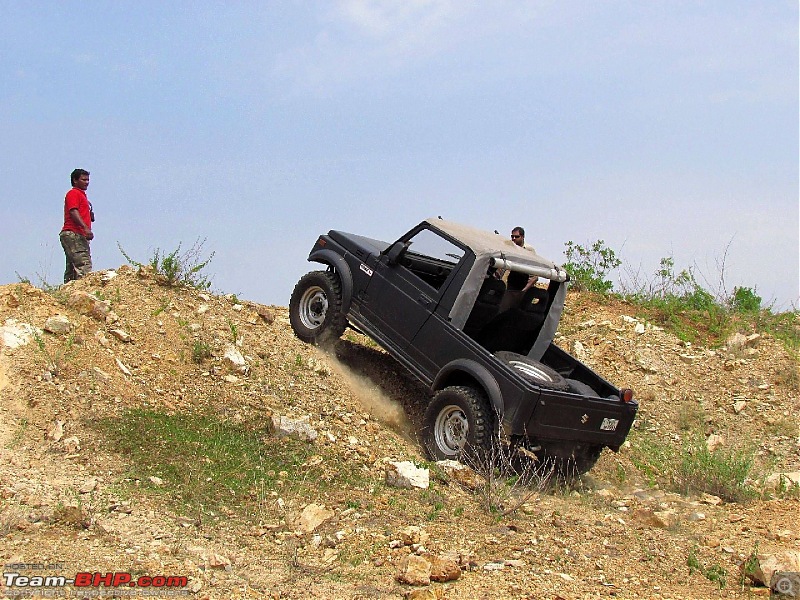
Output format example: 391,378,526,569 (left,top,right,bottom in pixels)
62,188,91,236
